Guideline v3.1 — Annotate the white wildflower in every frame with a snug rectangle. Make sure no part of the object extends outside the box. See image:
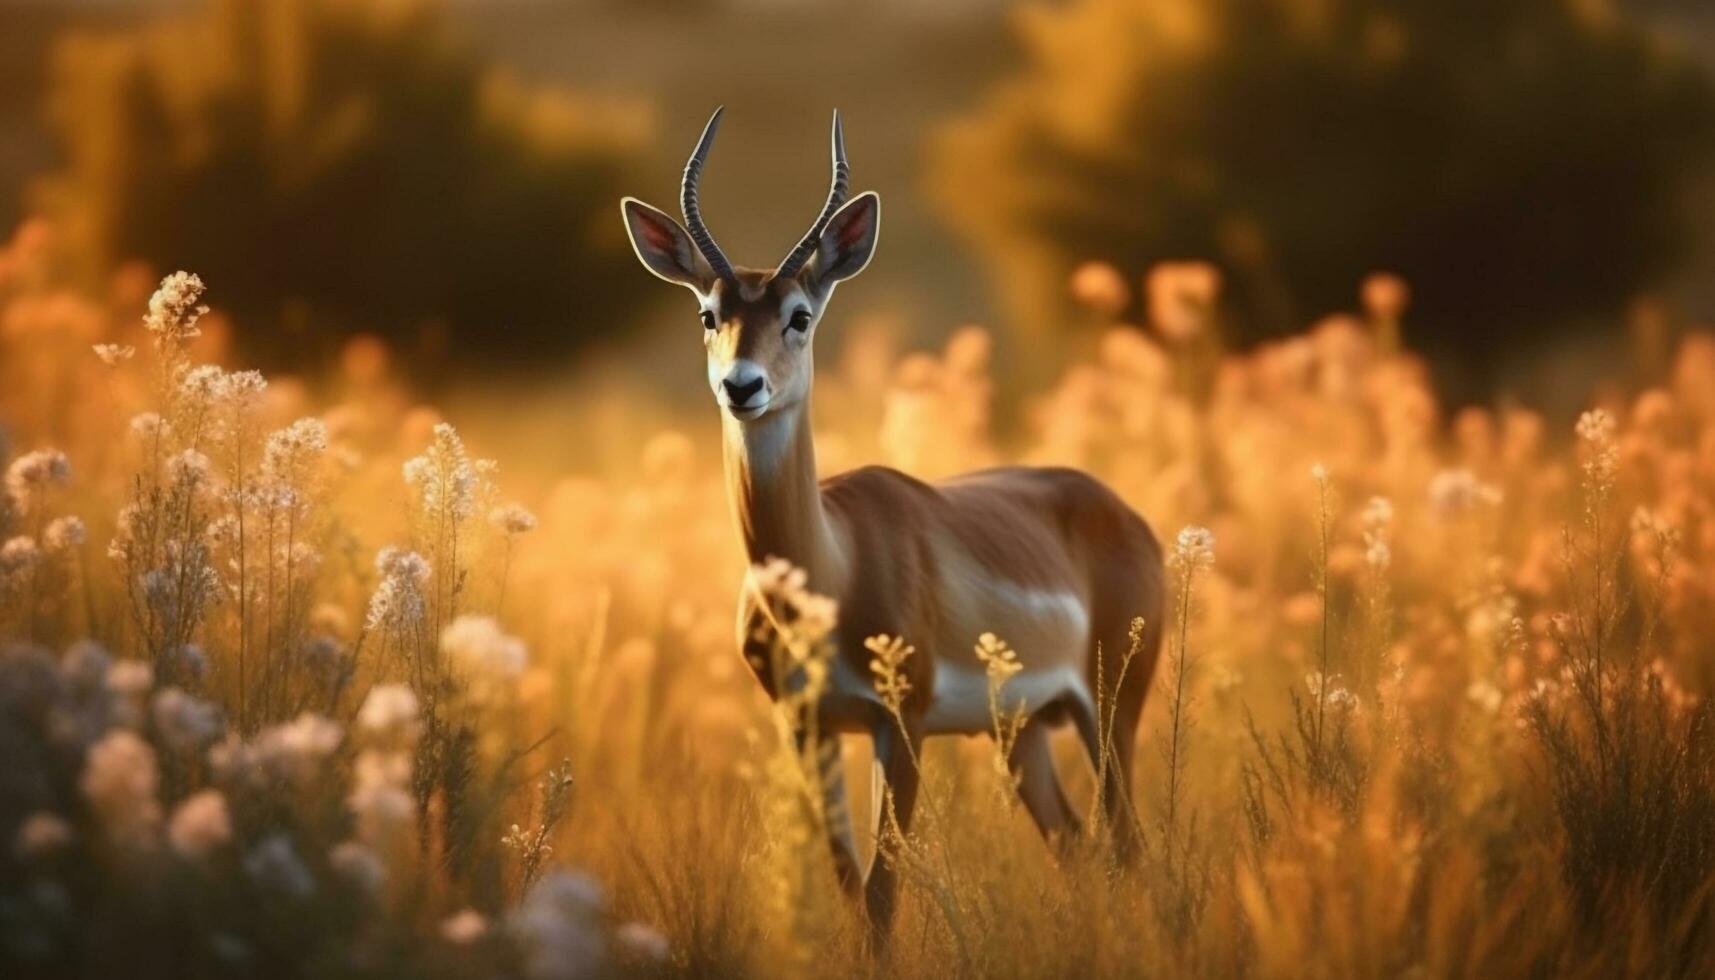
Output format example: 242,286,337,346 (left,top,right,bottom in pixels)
1576,408,1619,489
356,684,420,742
81,730,162,845
512,871,610,980
129,412,170,441
403,423,488,521
1171,525,1216,571
1575,408,1616,446
168,789,232,859
252,713,342,782
348,749,415,844
6,449,71,512
105,659,153,699
92,343,136,366
1362,496,1394,572
144,272,209,347
1467,680,1504,714
1208,663,1244,694
441,615,527,683
179,365,229,405
489,501,538,535
152,687,224,753
748,556,839,647
365,547,430,633
975,632,1023,685
261,418,328,480
1305,671,1358,711
222,370,267,405
166,449,212,487
1,536,40,576
43,516,86,551
1429,468,1500,519
441,909,489,945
